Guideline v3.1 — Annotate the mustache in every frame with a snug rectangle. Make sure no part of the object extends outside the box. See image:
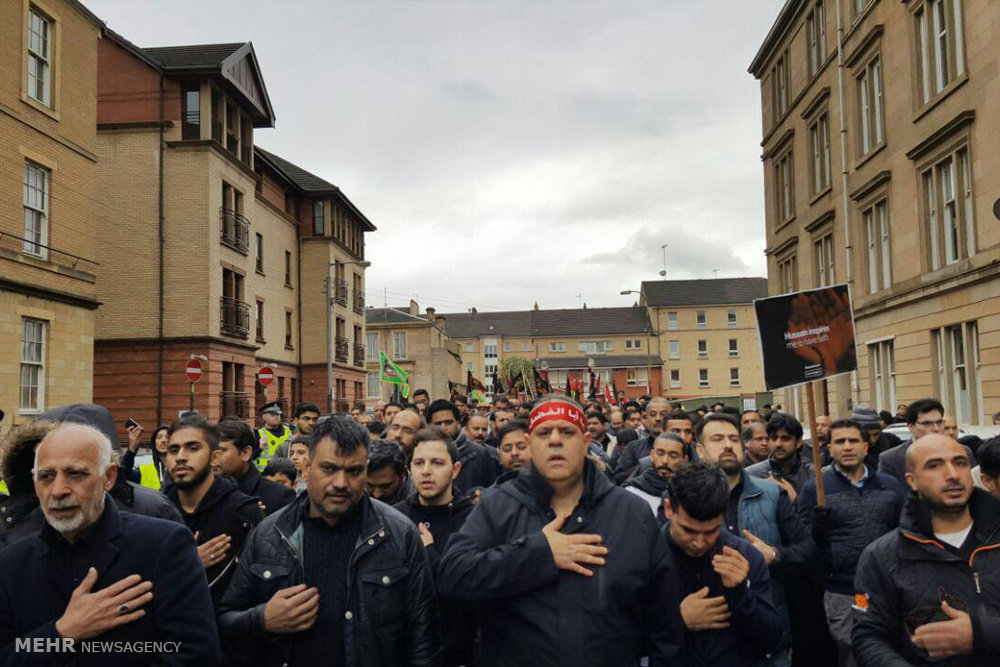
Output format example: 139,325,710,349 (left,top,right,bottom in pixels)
47,499,79,510
942,482,966,492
